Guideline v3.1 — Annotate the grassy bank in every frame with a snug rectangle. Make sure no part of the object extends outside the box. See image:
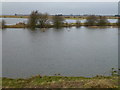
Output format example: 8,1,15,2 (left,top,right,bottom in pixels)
5,25,27,28
2,75,118,88
3,23,118,29
0,15,29,18
0,15,119,19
